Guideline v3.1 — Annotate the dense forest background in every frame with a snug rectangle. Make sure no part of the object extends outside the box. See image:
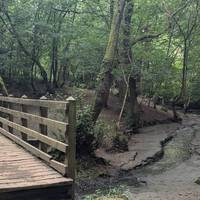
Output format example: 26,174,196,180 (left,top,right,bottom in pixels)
1,1,200,199
0,0,200,128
